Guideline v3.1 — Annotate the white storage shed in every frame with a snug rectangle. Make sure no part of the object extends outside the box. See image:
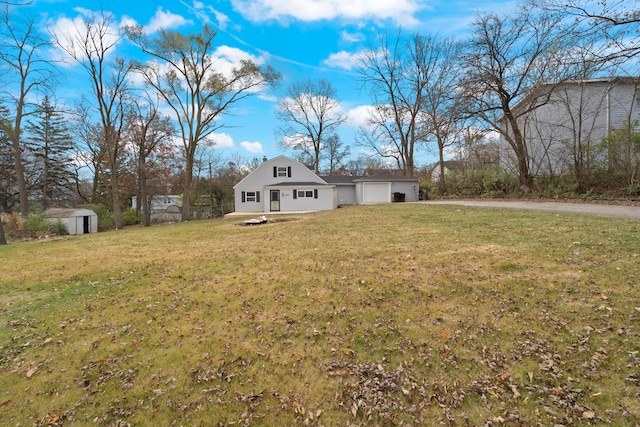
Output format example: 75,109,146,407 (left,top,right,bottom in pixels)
43,208,98,235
